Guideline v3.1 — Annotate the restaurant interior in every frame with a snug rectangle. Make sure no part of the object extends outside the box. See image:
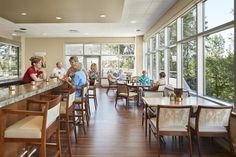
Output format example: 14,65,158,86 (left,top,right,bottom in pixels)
0,0,236,156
